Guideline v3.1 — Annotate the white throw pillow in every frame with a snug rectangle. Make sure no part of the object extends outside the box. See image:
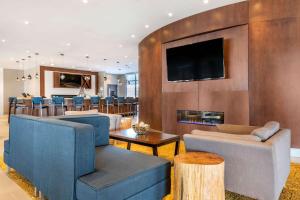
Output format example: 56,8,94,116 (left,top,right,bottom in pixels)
251,121,280,141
